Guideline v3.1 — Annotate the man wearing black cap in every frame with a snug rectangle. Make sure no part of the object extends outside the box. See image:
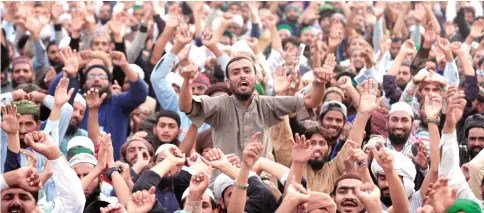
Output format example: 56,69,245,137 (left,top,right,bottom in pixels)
153,110,182,148
460,113,484,165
